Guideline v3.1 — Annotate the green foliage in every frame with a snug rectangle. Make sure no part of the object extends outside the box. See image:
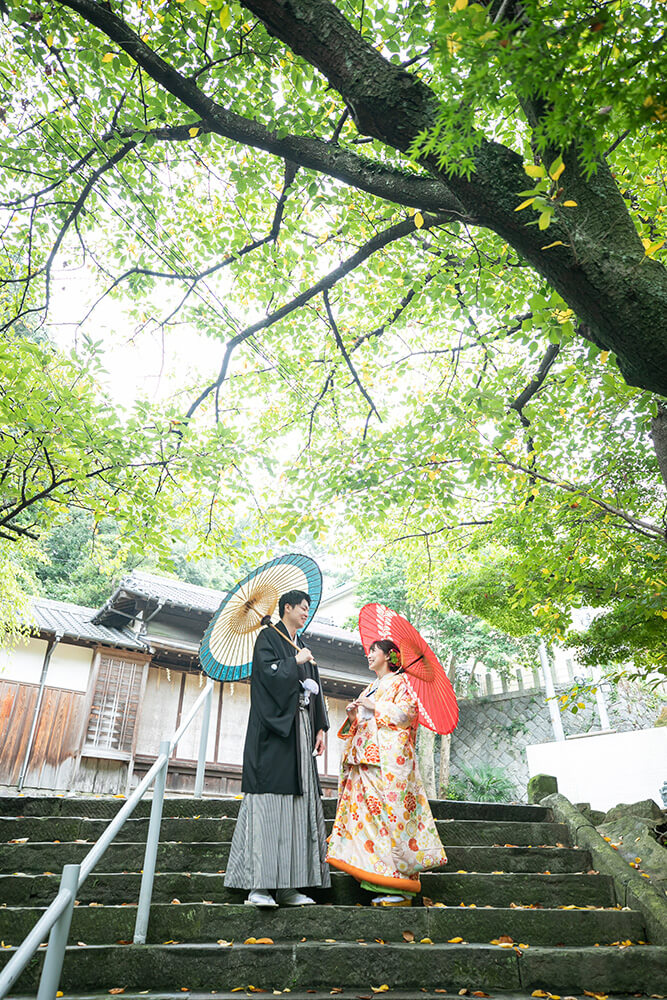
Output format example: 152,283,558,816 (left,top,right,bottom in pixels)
415,0,667,173
444,764,518,803
0,543,39,642
29,514,127,608
355,556,539,689
0,327,266,615
0,0,665,685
